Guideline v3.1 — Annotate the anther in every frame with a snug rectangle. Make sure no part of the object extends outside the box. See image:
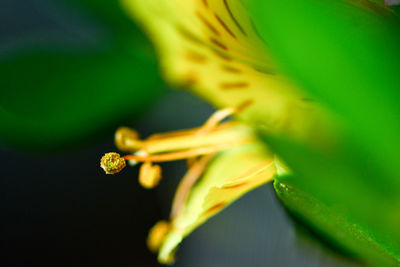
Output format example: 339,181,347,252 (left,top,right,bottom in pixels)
100,152,126,174
139,162,162,189
147,220,170,253
115,127,143,152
